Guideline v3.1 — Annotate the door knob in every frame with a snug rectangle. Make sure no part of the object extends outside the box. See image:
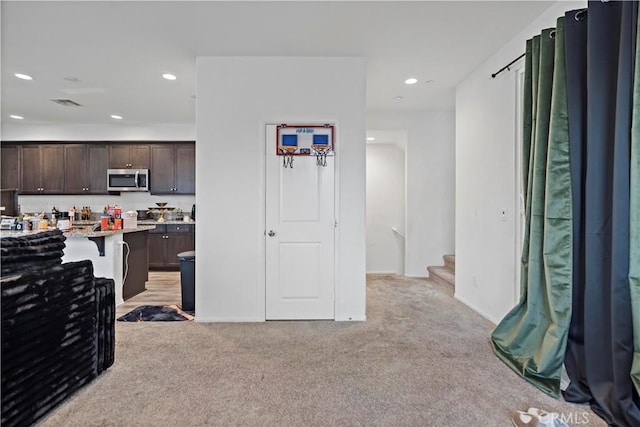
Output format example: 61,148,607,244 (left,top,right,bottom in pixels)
268,230,276,237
